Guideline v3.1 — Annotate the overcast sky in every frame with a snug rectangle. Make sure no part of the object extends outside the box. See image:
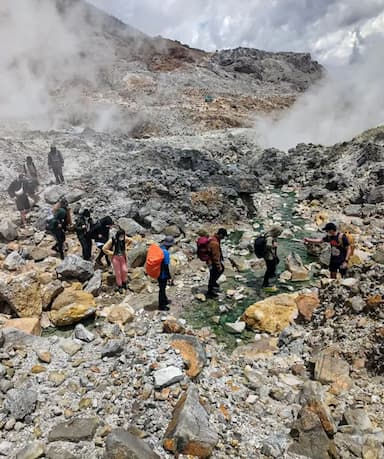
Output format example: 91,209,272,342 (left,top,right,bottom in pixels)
89,0,384,65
